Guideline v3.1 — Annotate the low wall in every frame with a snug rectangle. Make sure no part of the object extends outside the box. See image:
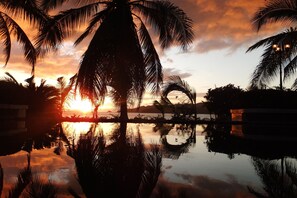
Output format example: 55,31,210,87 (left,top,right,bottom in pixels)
0,104,28,135
230,108,297,135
